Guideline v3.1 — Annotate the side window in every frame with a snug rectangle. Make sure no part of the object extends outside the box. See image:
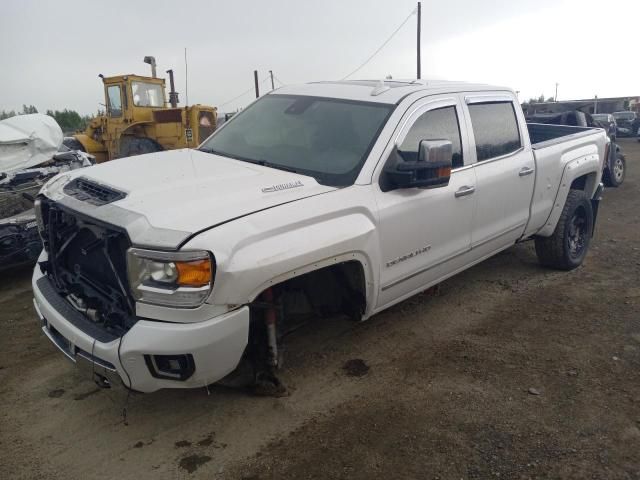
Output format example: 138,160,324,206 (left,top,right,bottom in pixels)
107,85,122,117
399,106,464,168
468,101,521,162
